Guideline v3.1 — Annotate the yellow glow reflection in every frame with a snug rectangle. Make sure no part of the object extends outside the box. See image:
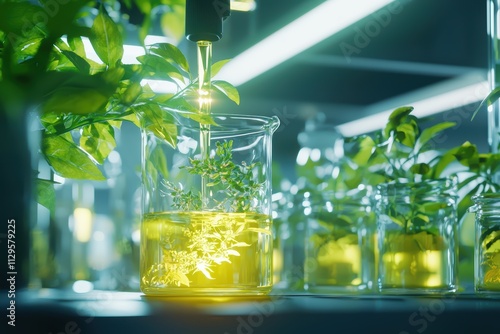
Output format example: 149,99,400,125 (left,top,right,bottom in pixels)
74,208,93,242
